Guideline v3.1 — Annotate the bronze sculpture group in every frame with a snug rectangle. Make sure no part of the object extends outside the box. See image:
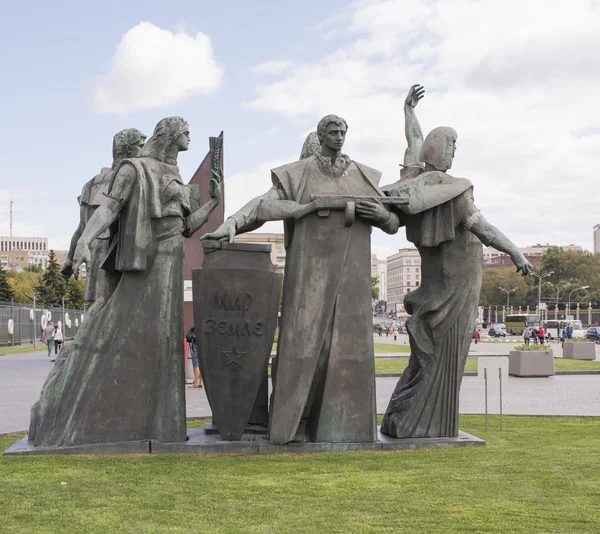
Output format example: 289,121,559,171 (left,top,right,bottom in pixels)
27,85,532,451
